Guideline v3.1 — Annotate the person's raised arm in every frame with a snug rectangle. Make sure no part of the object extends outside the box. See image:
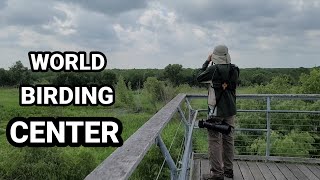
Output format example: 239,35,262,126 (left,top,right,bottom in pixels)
197,54,214,83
